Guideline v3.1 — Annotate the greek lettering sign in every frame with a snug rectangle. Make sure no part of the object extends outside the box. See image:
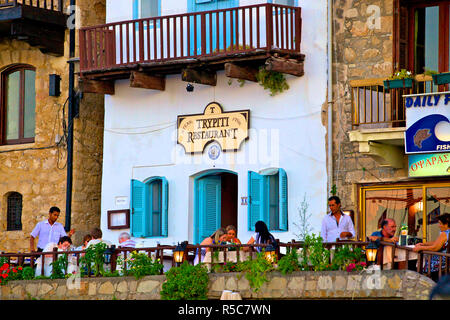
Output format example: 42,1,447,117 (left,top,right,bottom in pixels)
408,153,450,177
177,102,250,154
405,92,450,154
